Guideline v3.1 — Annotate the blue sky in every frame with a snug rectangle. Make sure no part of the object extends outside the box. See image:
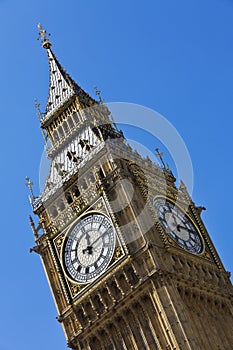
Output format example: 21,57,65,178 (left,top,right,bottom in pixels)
0,0,233,349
